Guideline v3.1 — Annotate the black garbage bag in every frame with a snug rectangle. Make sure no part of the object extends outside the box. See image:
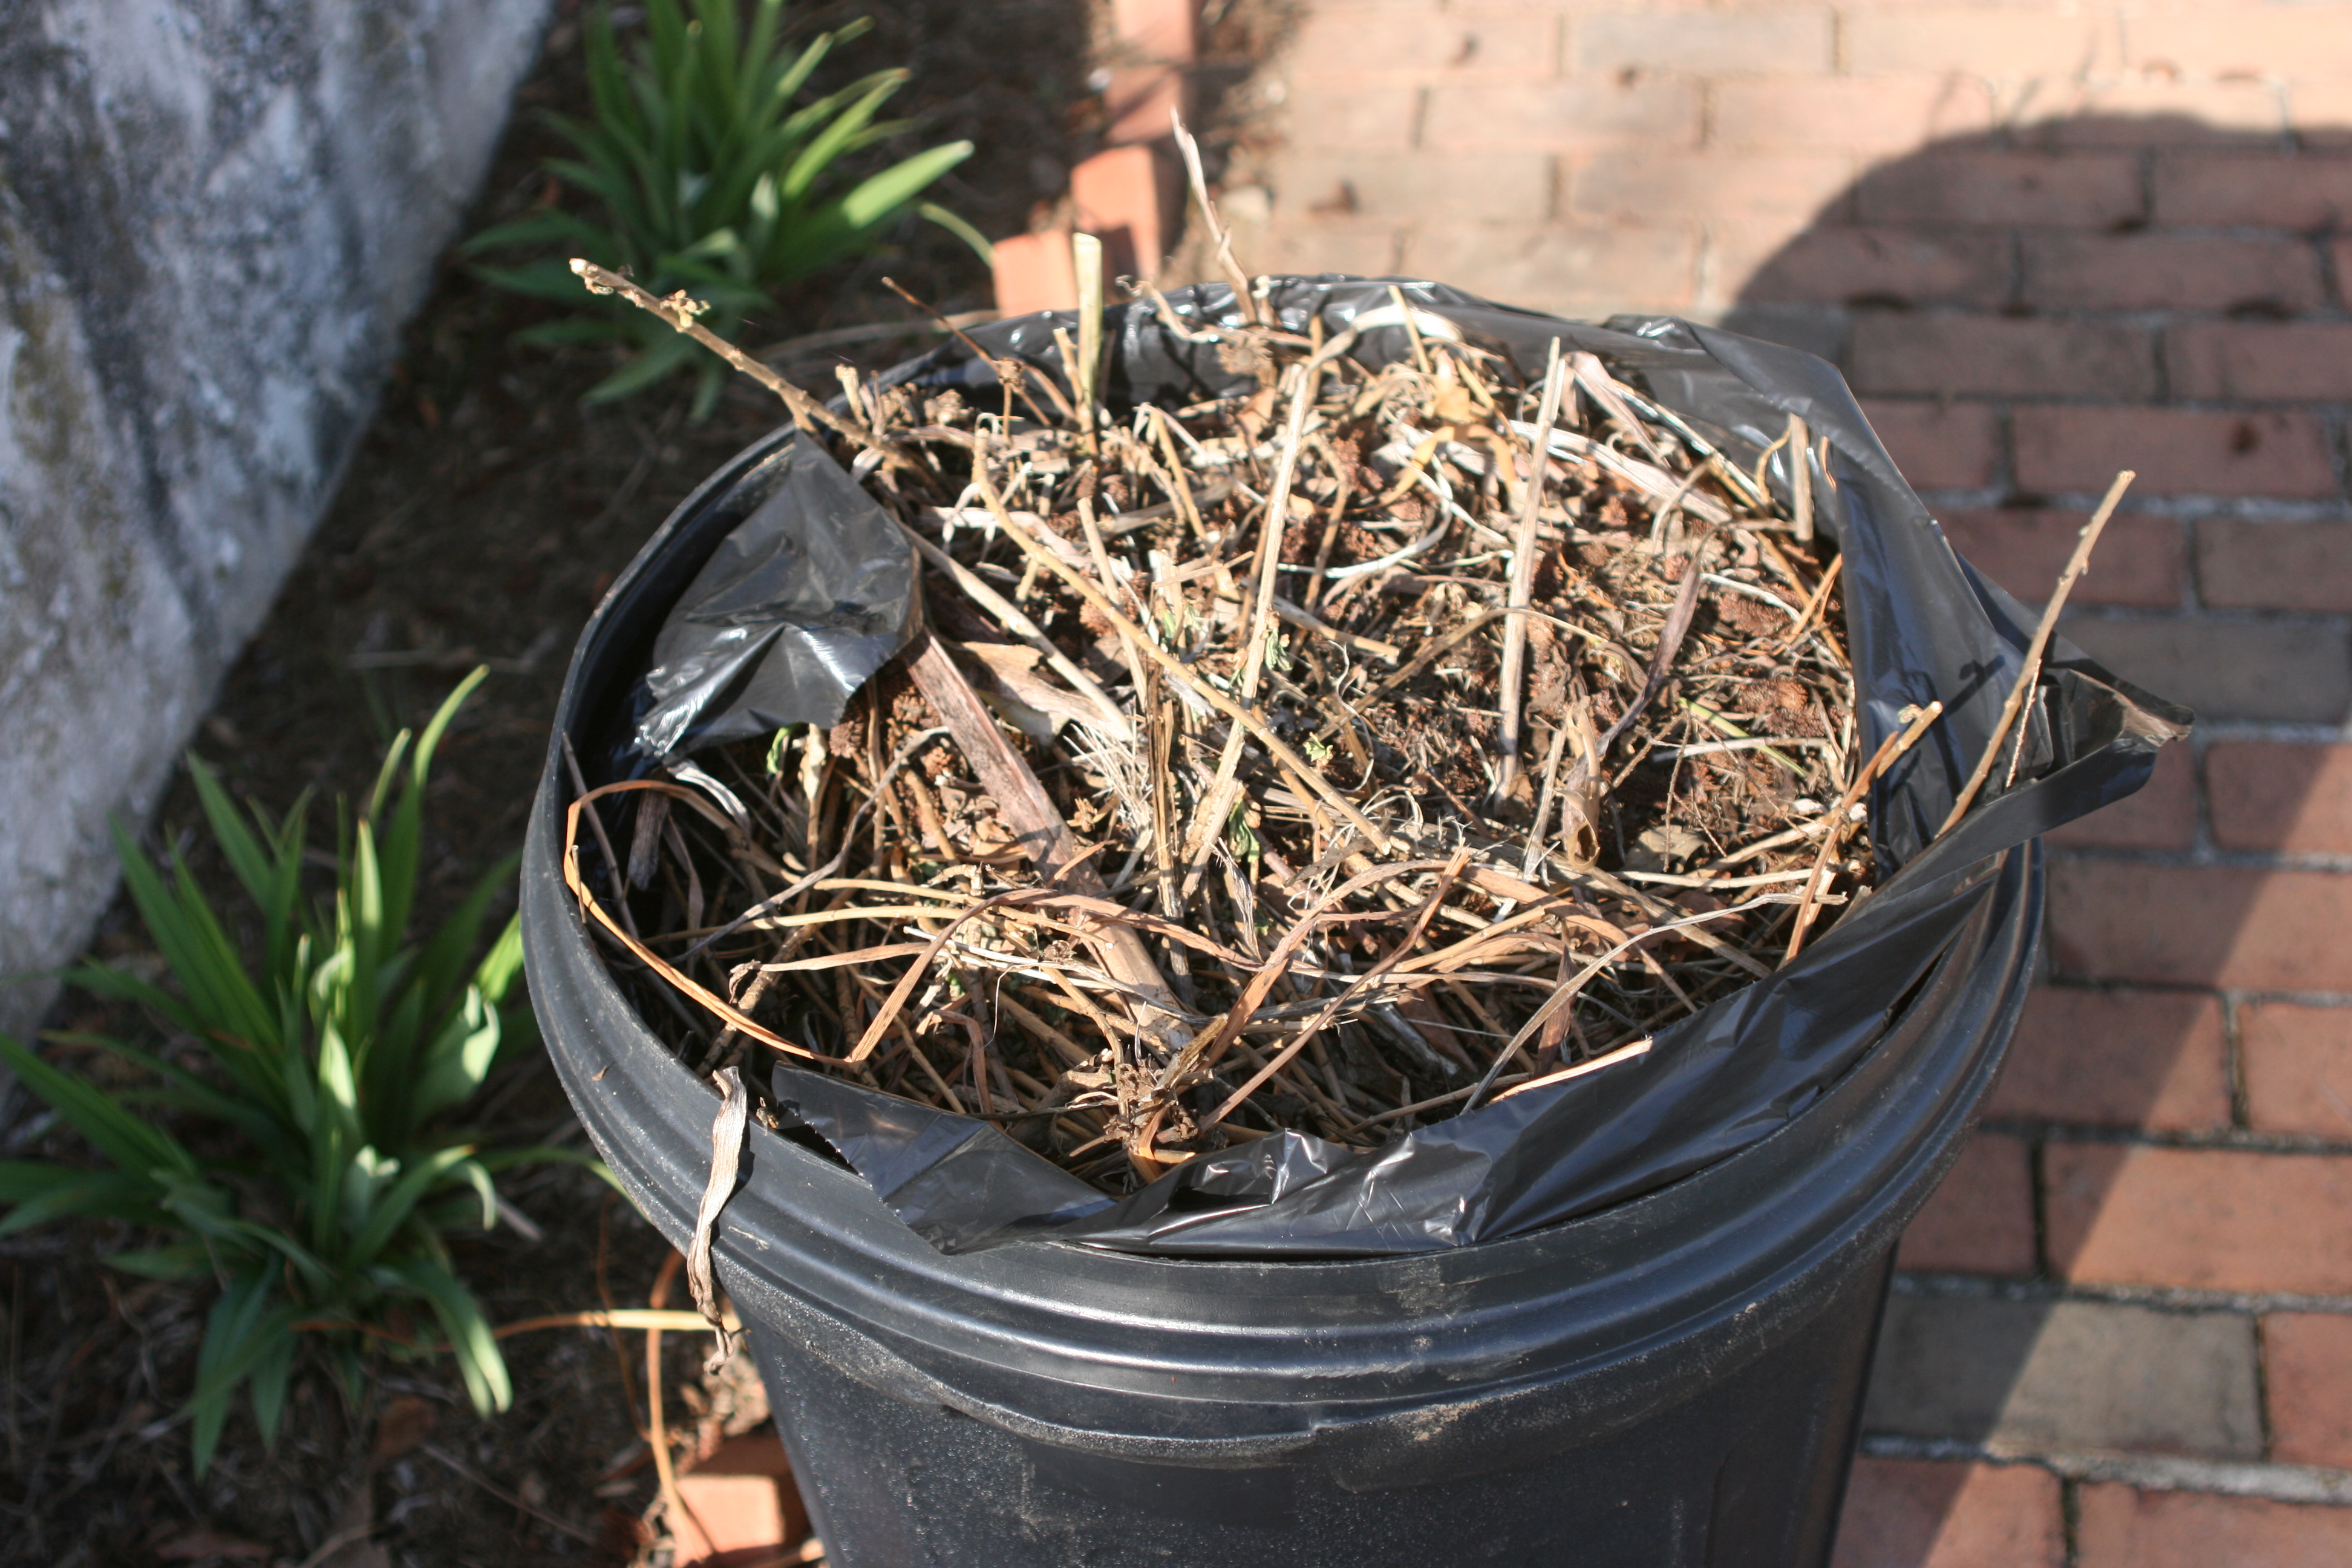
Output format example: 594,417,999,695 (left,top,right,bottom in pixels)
607,275,2189,1257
